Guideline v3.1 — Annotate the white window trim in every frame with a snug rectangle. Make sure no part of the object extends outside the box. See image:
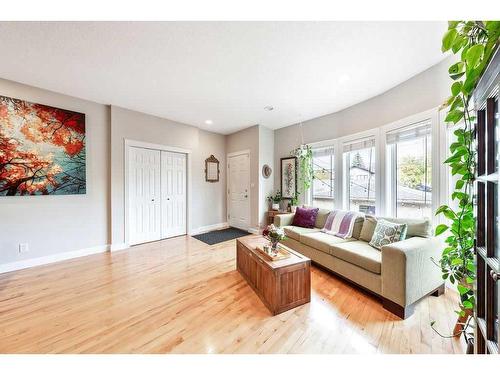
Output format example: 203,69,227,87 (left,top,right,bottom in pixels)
339,128,380,214
297,107,444,223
